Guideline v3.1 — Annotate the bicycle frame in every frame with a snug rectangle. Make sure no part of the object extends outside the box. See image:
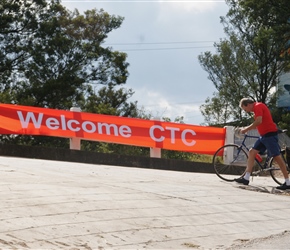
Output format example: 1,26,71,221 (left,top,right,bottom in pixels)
236,134,276,174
